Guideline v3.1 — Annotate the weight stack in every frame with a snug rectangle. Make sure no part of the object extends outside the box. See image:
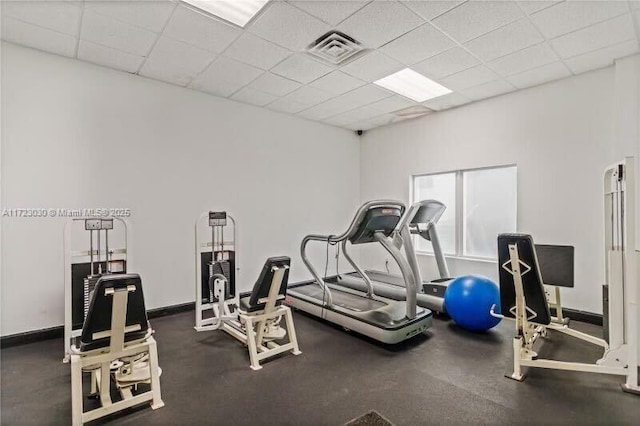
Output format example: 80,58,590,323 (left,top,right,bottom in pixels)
209,261,232,301
83,275,101,319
